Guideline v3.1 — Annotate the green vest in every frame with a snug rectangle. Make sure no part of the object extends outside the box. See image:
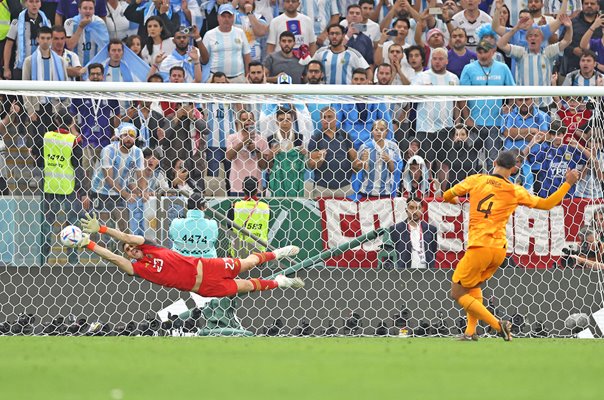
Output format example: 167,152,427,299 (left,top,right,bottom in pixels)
0,2,10,40
43,131,76,195
233,199,270,250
